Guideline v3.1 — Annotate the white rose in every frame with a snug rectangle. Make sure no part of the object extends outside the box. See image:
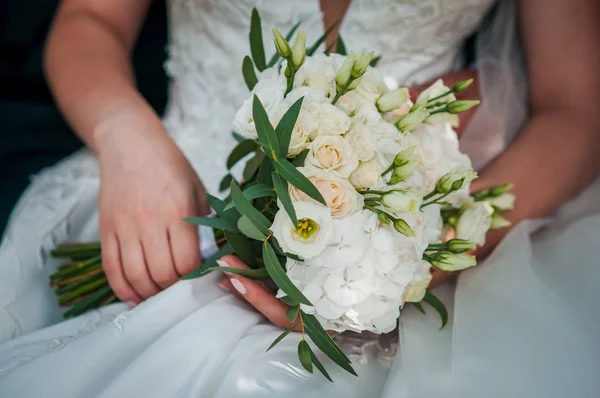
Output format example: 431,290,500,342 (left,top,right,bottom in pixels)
231,79,284,138
290,168,364,218
353,102,382,126
286,86,327,104
314,102,351,137
355,68,388,104
349,158,384,189
336,90,368,116
294,53,337,98
456,202,493,246
306,135,359,177
285,106,318,156
346,120,377,162
271,201,334,260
